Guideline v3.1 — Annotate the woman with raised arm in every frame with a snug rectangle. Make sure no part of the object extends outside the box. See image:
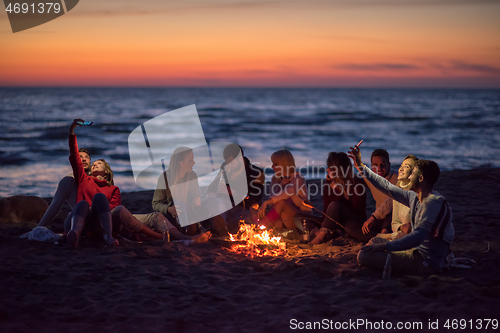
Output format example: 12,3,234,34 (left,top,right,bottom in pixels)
257,149,311,229
64,119,120,247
